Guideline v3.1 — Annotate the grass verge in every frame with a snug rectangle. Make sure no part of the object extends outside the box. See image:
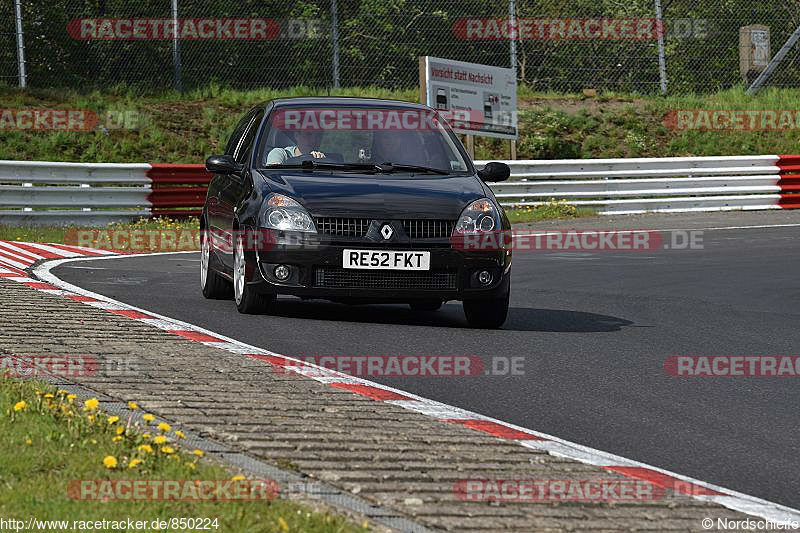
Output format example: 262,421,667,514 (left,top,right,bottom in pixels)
0,374,367,532
2,85,799,162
